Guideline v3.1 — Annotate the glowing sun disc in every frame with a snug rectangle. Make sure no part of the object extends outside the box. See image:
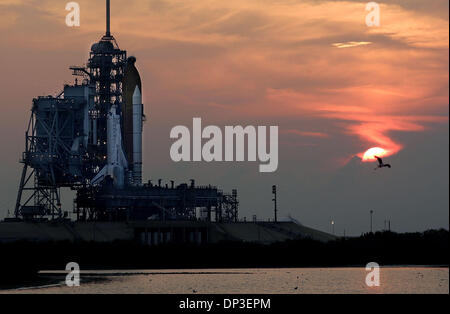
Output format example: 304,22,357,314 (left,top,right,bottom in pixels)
362,147,387,161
